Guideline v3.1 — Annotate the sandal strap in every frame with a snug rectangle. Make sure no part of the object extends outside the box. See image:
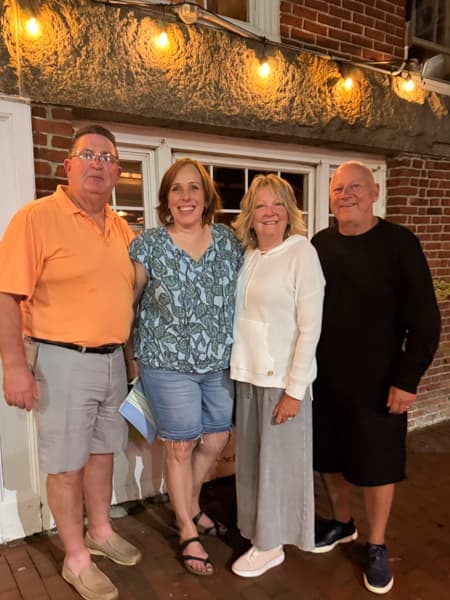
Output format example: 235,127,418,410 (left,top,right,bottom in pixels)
192,511,205,526
200,522,219,536
179,536,202,552
181,554,211,566
193,511,226,535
